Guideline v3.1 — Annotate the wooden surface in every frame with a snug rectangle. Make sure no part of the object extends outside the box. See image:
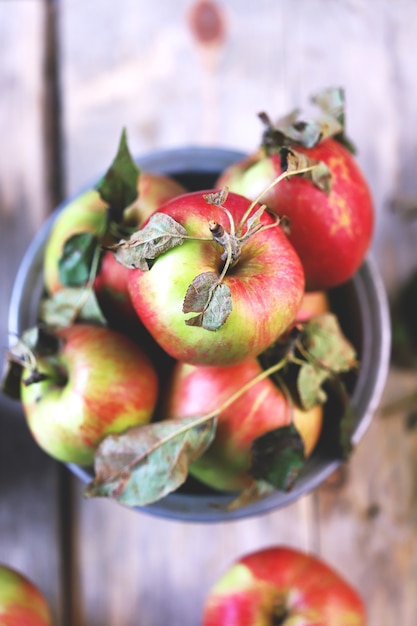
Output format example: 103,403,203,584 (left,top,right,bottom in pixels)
1,2,417,625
